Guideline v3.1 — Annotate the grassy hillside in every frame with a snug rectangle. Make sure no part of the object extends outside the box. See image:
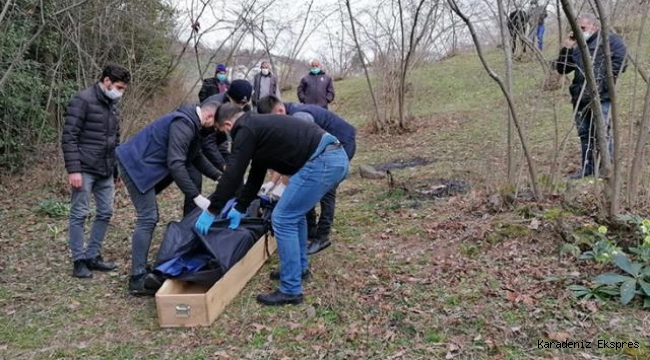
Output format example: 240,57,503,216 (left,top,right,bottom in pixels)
2,31,650,359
